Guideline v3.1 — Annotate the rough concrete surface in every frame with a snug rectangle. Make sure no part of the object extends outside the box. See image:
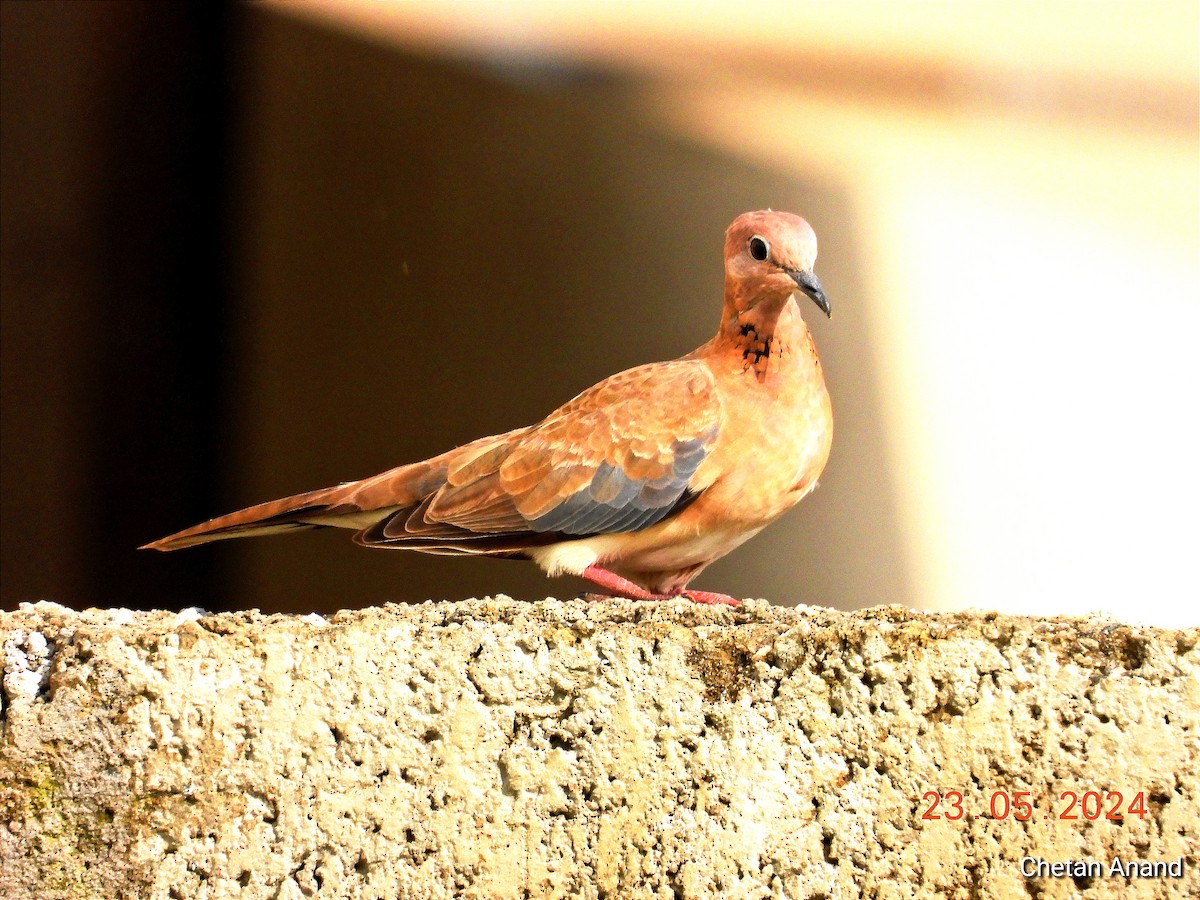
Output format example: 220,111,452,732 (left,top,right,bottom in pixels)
1,598,1197,899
